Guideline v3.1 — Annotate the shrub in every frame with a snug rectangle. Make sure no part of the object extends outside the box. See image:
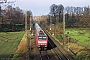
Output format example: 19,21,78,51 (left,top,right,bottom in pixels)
56,34,63,41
